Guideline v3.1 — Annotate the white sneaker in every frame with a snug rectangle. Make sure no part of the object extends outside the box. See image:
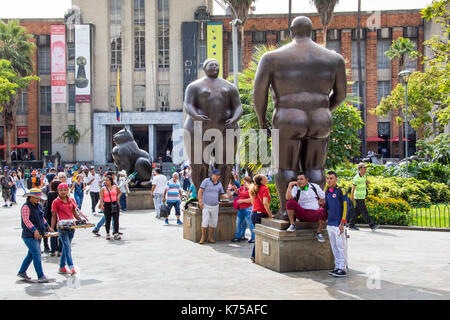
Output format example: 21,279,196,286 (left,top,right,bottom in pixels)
316,232,325,243
286,224,296,232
